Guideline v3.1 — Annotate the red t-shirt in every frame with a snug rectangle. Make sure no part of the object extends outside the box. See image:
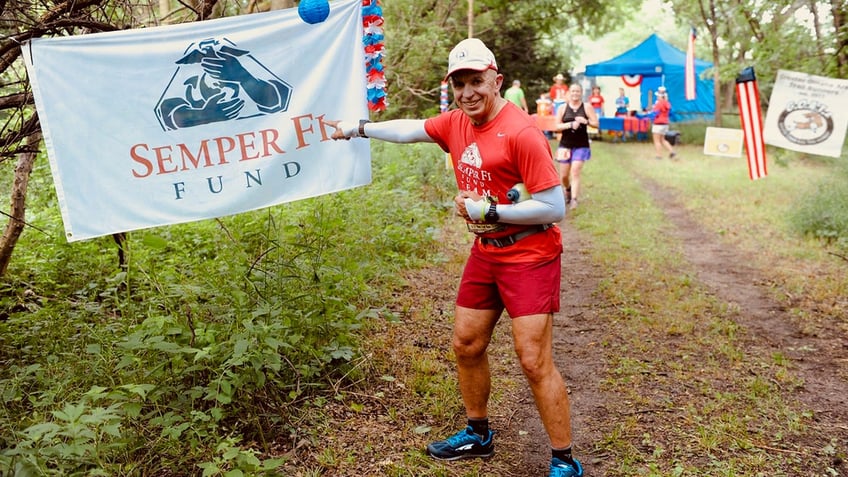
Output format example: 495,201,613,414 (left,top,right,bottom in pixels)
652,98,672,124
424,102,562,263
589,94,604,111
550,84,569,102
